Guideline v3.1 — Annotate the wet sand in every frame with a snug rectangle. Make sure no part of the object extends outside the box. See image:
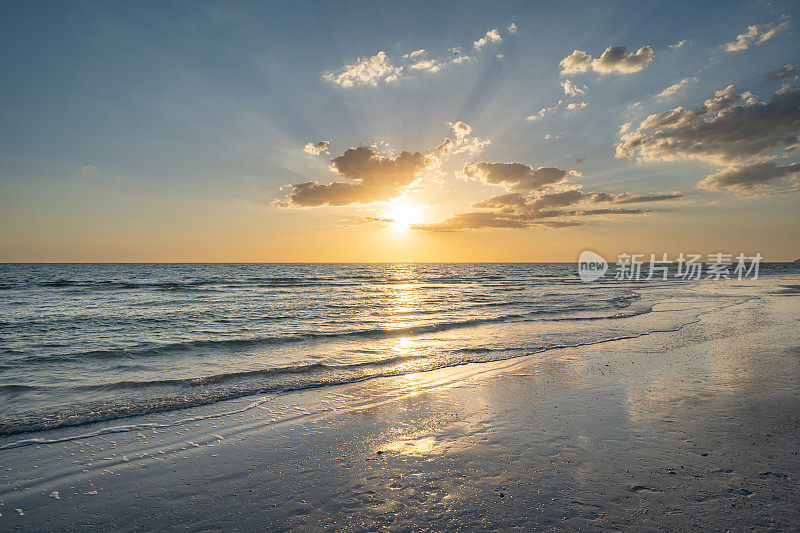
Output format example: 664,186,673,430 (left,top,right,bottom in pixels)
1,281,799,531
